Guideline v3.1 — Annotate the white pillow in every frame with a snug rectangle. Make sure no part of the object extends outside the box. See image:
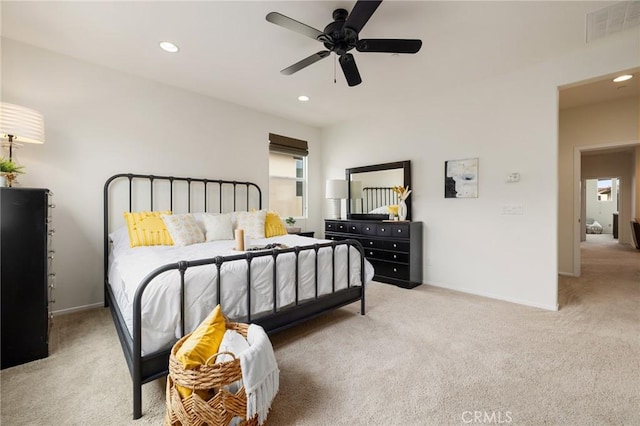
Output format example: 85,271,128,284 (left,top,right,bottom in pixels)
161,213,205,246
369,205,391,214
235,210,267,239
216,330,250,394
202,213,234,241
109,226,130,253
